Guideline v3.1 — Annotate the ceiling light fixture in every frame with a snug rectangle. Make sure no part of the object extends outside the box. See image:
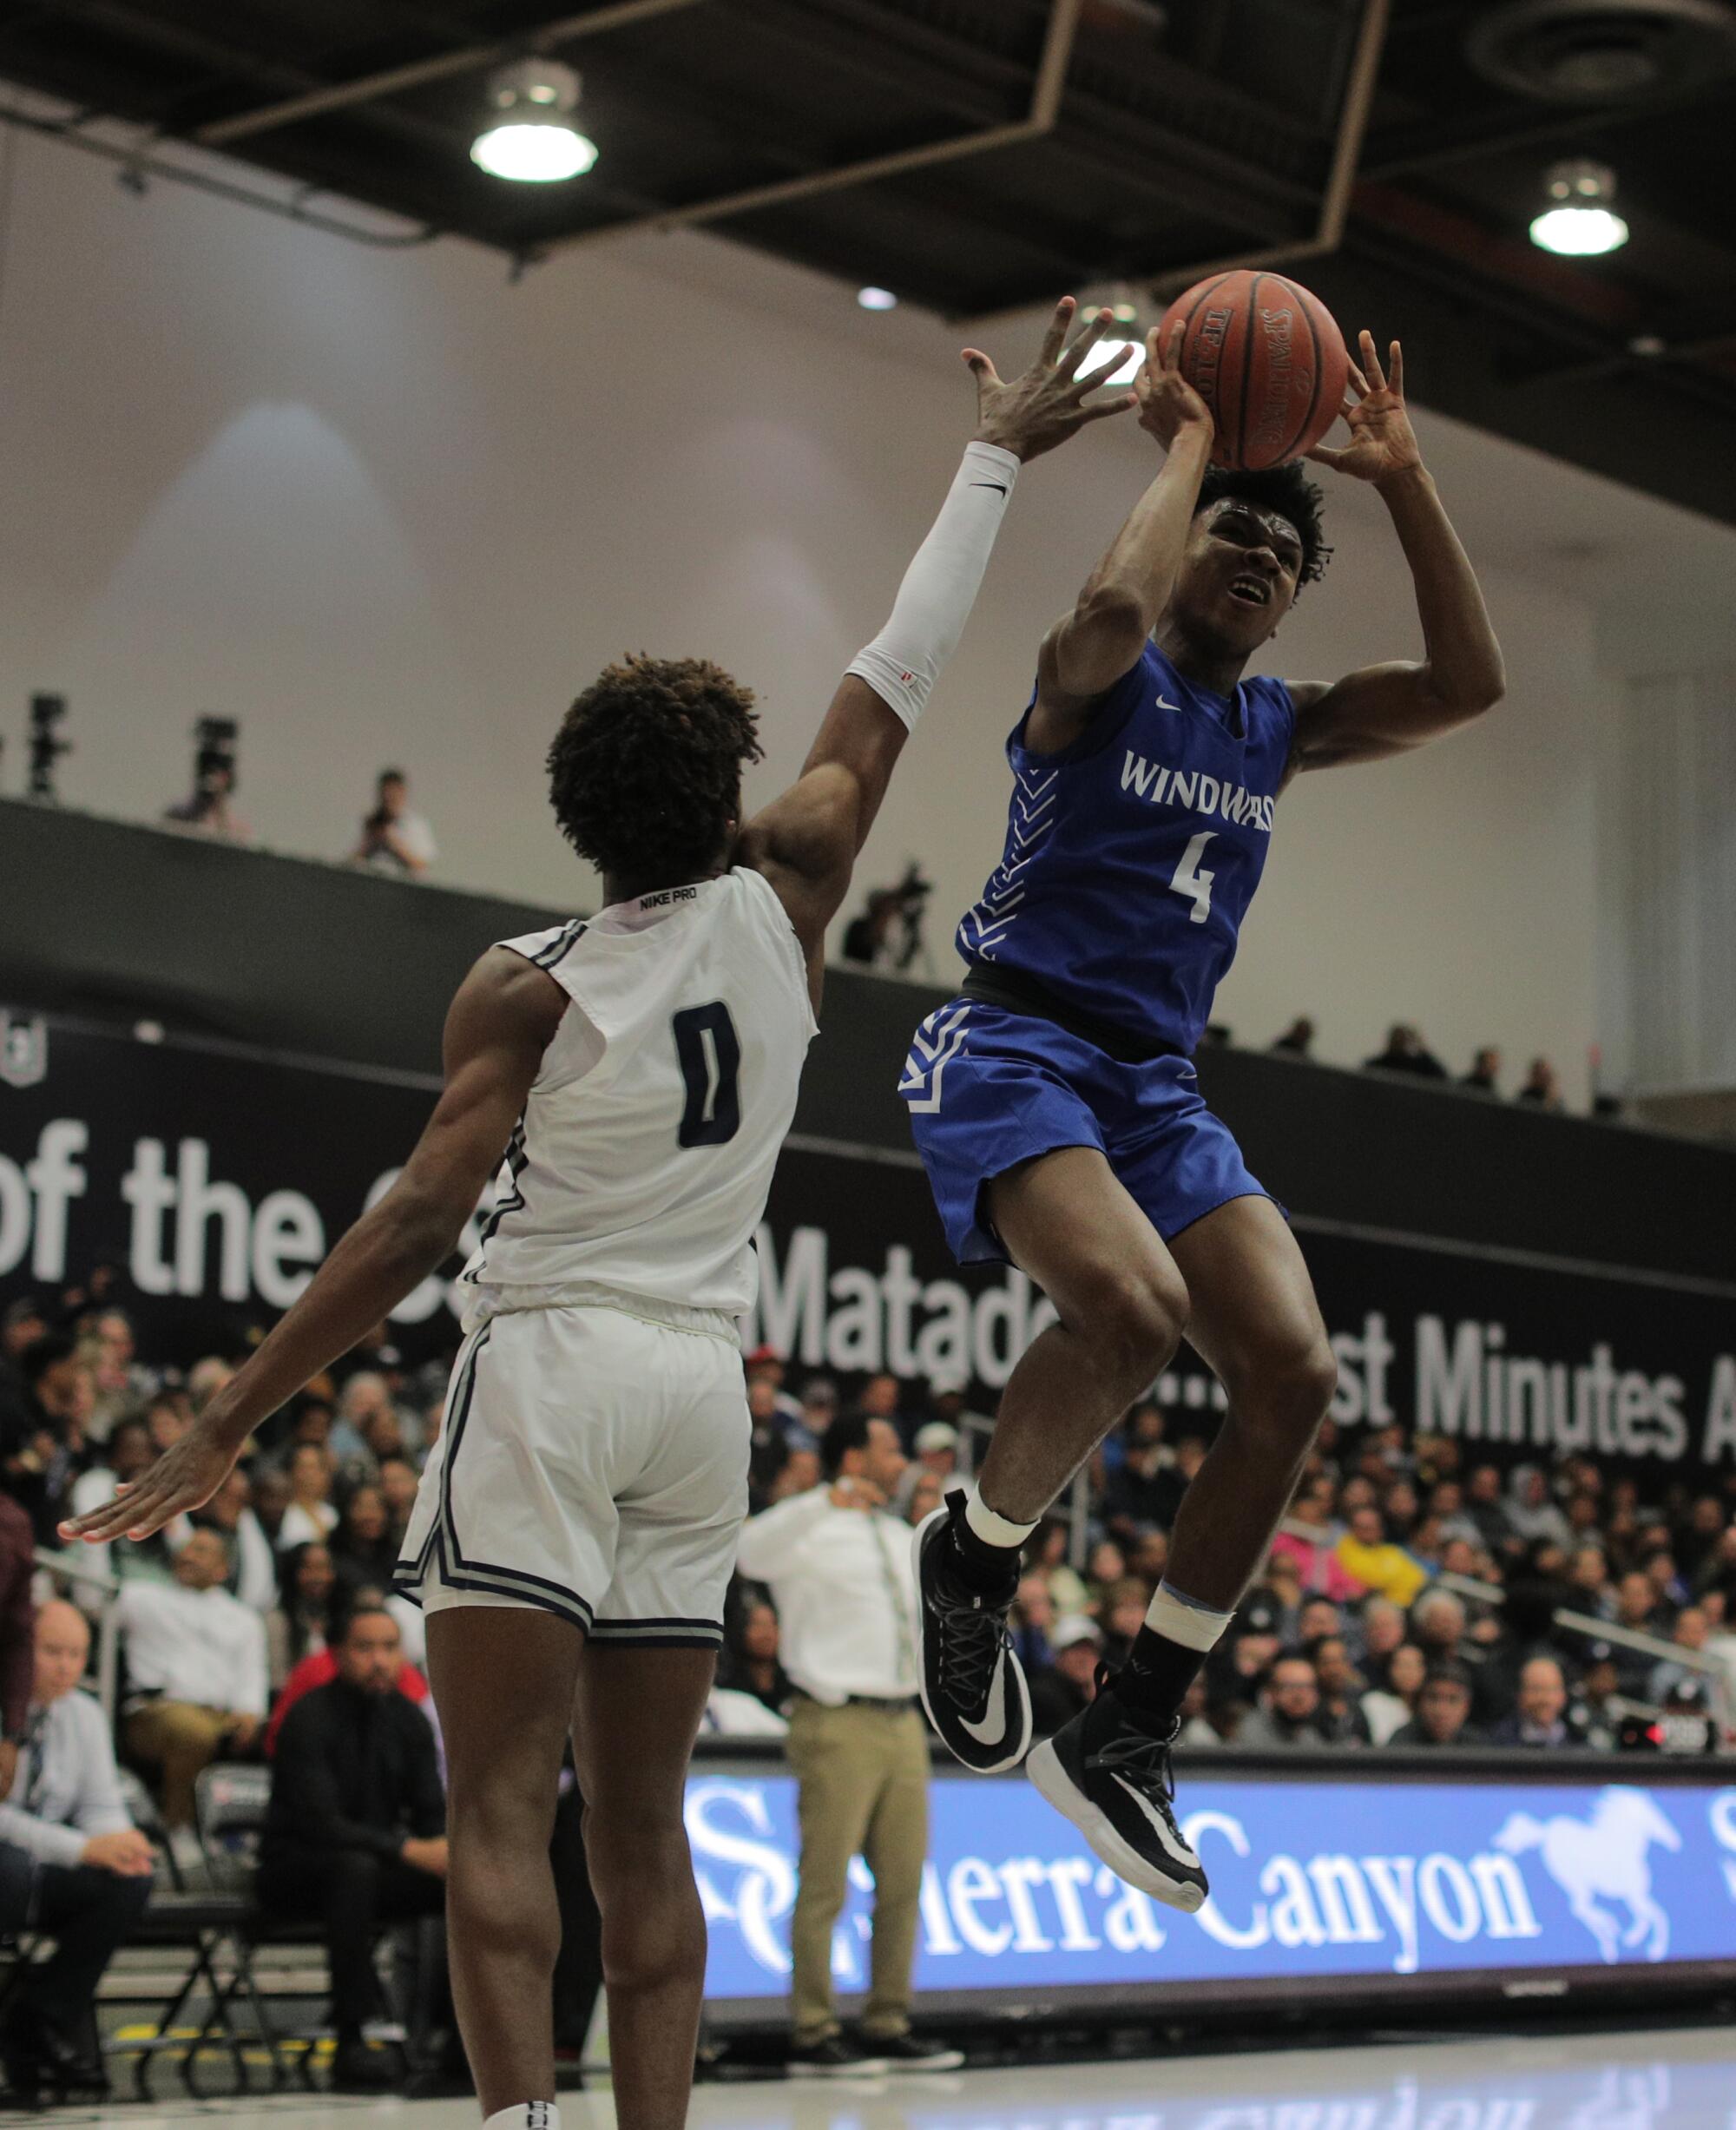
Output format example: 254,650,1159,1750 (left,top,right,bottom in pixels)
857,286,898,311
471,58,597,183
1529,158,1628,254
